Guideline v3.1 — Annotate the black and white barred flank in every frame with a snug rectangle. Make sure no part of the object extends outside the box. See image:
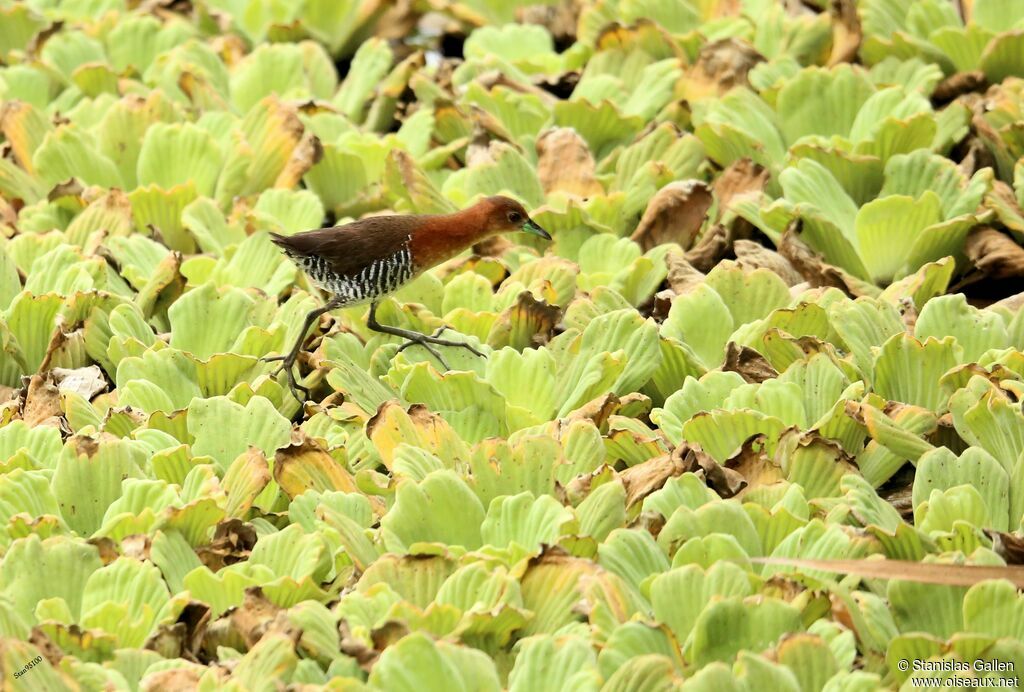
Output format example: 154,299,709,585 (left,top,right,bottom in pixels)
285,241,415,307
